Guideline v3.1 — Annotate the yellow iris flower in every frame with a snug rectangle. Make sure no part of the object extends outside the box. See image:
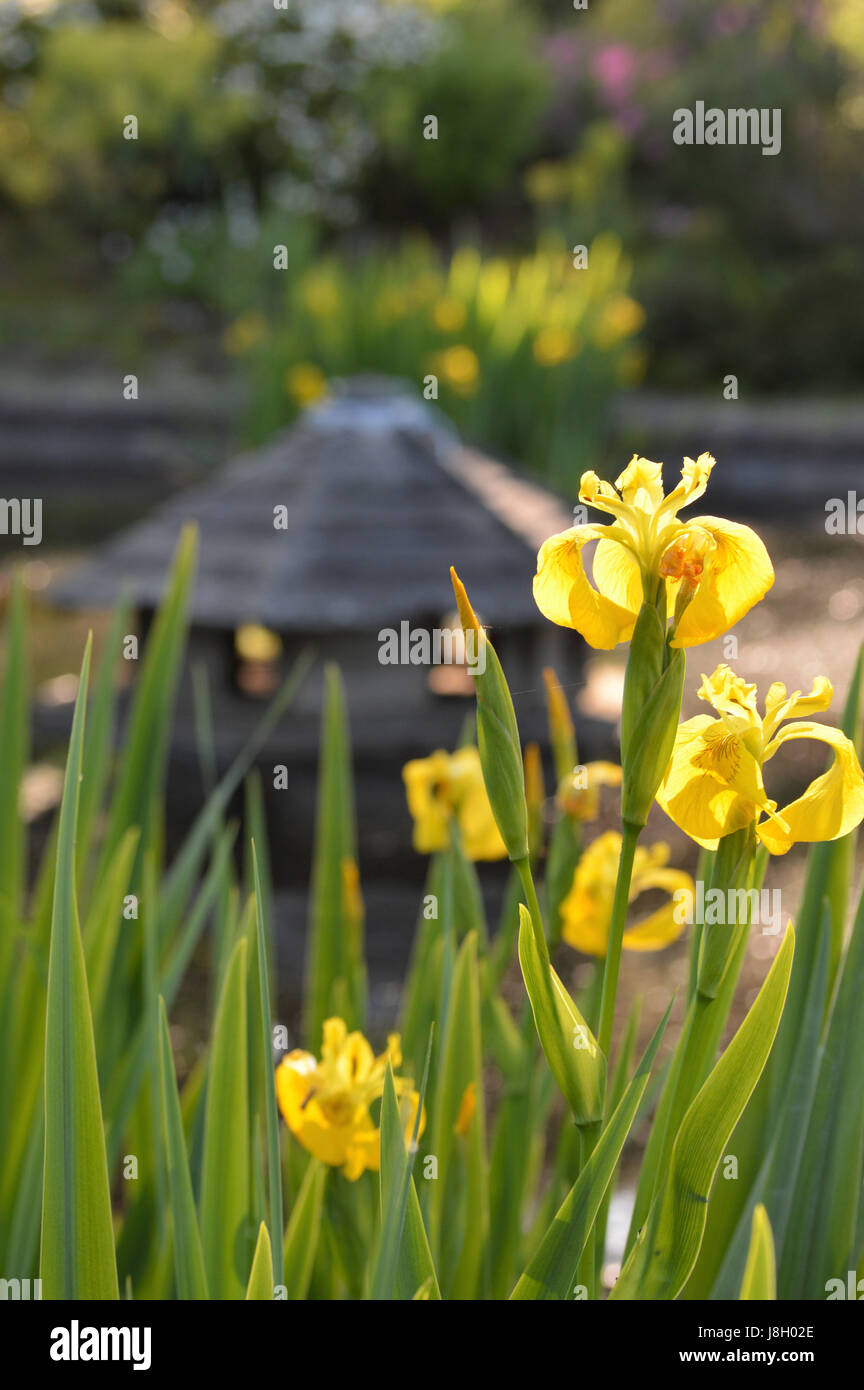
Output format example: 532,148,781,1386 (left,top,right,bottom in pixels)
533,454,774,650
656,664,864,855
275,1018,423,1181
432,344,480,396
402,747,507,861
561,830,693,956
285,362,328,406
556,760,622,821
